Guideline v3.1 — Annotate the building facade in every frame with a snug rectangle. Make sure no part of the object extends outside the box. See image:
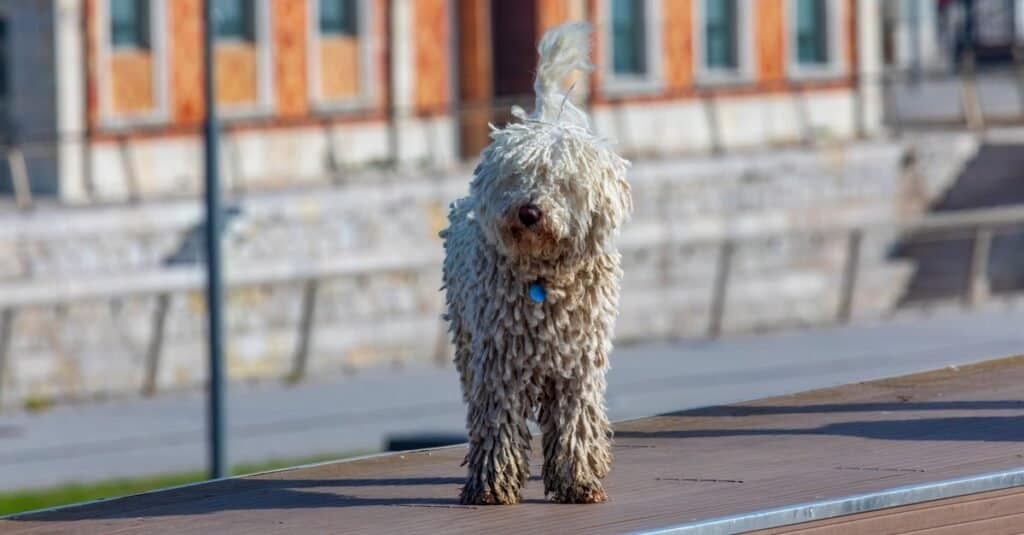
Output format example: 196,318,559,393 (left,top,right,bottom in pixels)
0,0,884,203
883,0,1024,72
